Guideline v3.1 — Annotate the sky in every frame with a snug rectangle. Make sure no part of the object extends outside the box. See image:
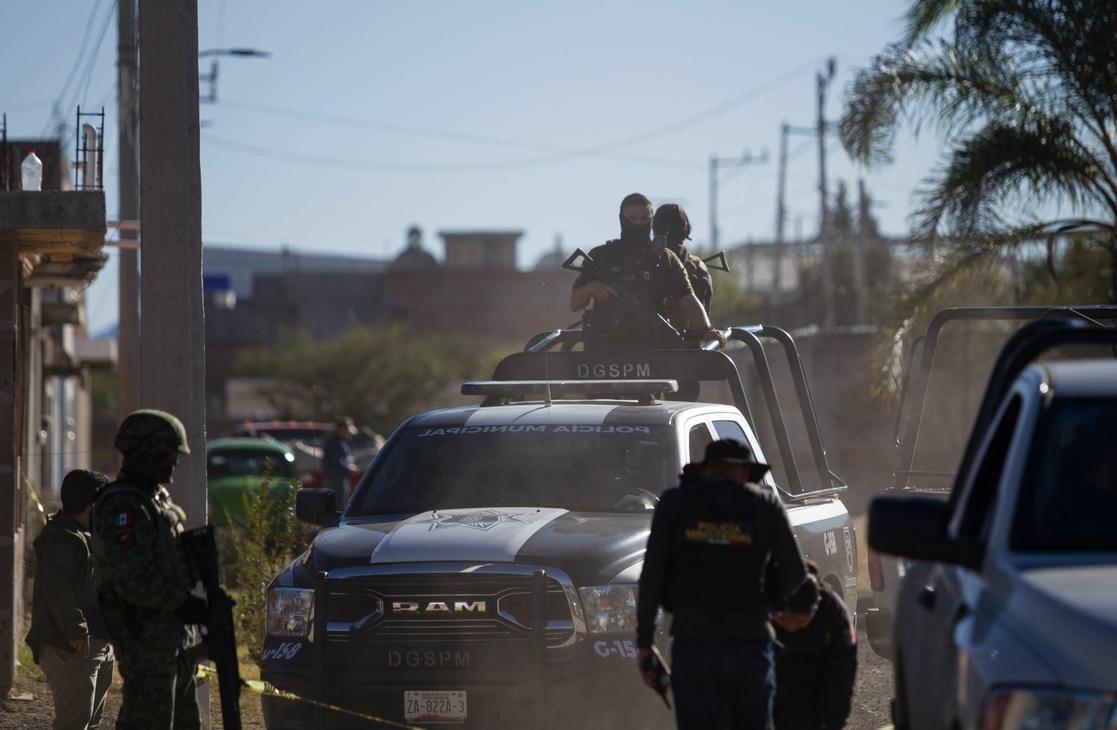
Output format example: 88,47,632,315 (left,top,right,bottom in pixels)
3,0,945,336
